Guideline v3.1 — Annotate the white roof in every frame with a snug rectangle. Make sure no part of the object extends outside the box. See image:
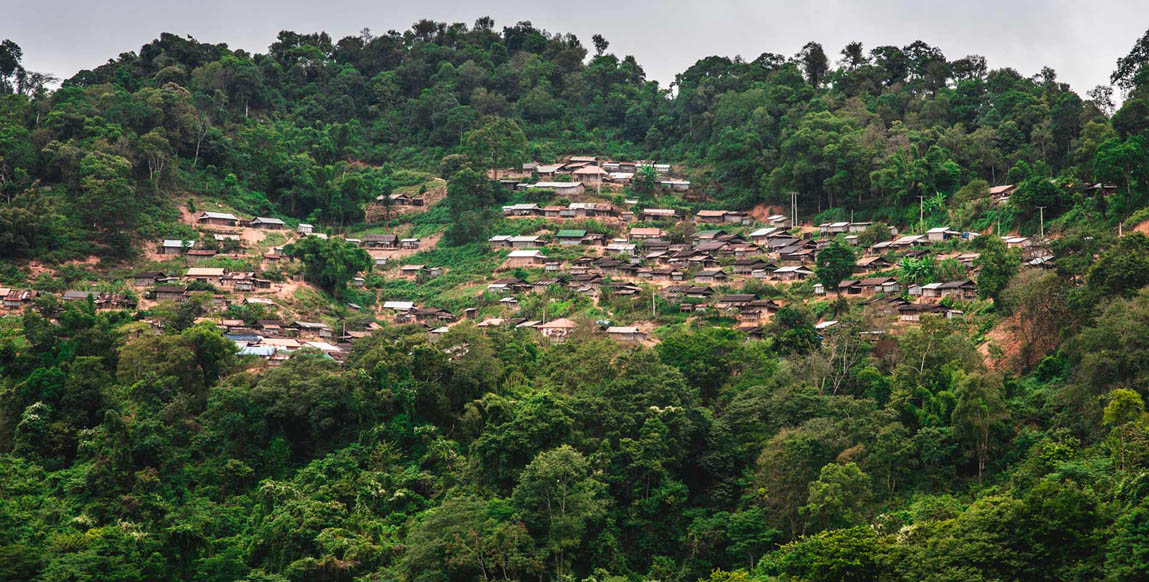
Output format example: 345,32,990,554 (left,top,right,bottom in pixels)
239,346,276,357
607,326,641,334
244,297,274,305
508,250,546,258
927,227,951,233
815,320,839,330
510,235,540,242
894,235,924,243
750,227,779,237
260,338,301,349
304,341,341,352
200,211,238,220
186,267,225,276
533,182,581,188
163,239,194,248
383,301,414,310
252,217,286,225
767,214,788,221
489,235,512,242
774,265,812,273
539,318,576,329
